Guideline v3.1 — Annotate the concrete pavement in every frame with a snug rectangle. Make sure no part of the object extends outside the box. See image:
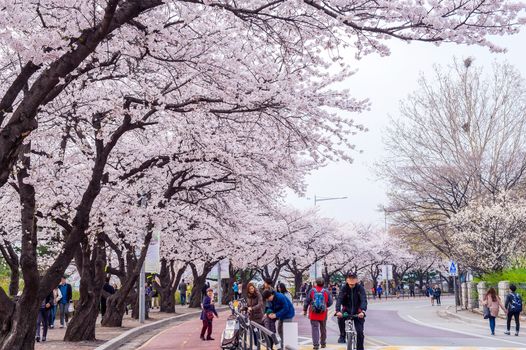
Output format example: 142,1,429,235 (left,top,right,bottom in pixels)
137,297,526,349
